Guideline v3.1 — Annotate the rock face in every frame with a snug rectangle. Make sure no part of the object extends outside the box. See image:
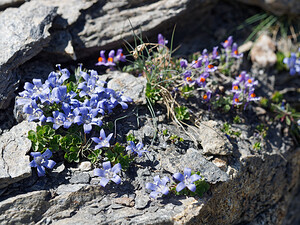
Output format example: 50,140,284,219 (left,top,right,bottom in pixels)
0,1,57,109
250,34,277,68
236,0,300,16
0,107,299,225
0,121,36,189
